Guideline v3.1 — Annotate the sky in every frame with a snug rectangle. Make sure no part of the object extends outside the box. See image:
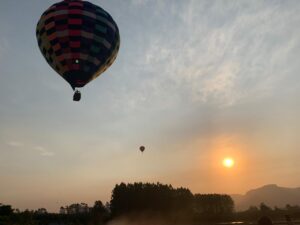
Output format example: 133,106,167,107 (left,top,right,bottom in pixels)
0,0,300,212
